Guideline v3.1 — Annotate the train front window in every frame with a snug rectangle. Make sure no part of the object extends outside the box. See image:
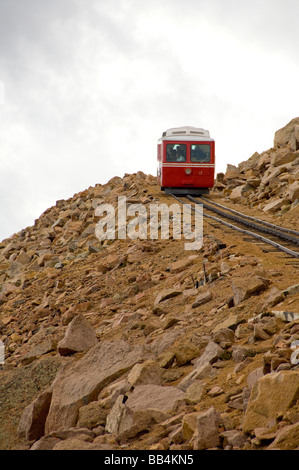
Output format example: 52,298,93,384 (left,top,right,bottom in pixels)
190,144,211,162
166,144,186,162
